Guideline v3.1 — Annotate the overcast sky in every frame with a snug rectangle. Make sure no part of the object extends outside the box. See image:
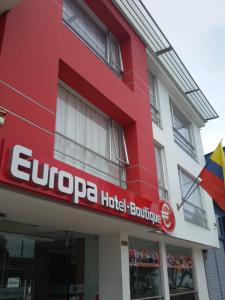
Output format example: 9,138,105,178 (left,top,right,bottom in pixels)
142,0,225,154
